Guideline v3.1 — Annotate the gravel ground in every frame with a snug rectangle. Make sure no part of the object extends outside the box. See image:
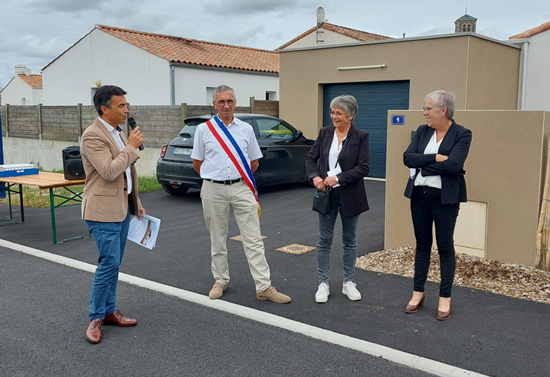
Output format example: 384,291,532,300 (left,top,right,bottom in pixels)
356,247,550,305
